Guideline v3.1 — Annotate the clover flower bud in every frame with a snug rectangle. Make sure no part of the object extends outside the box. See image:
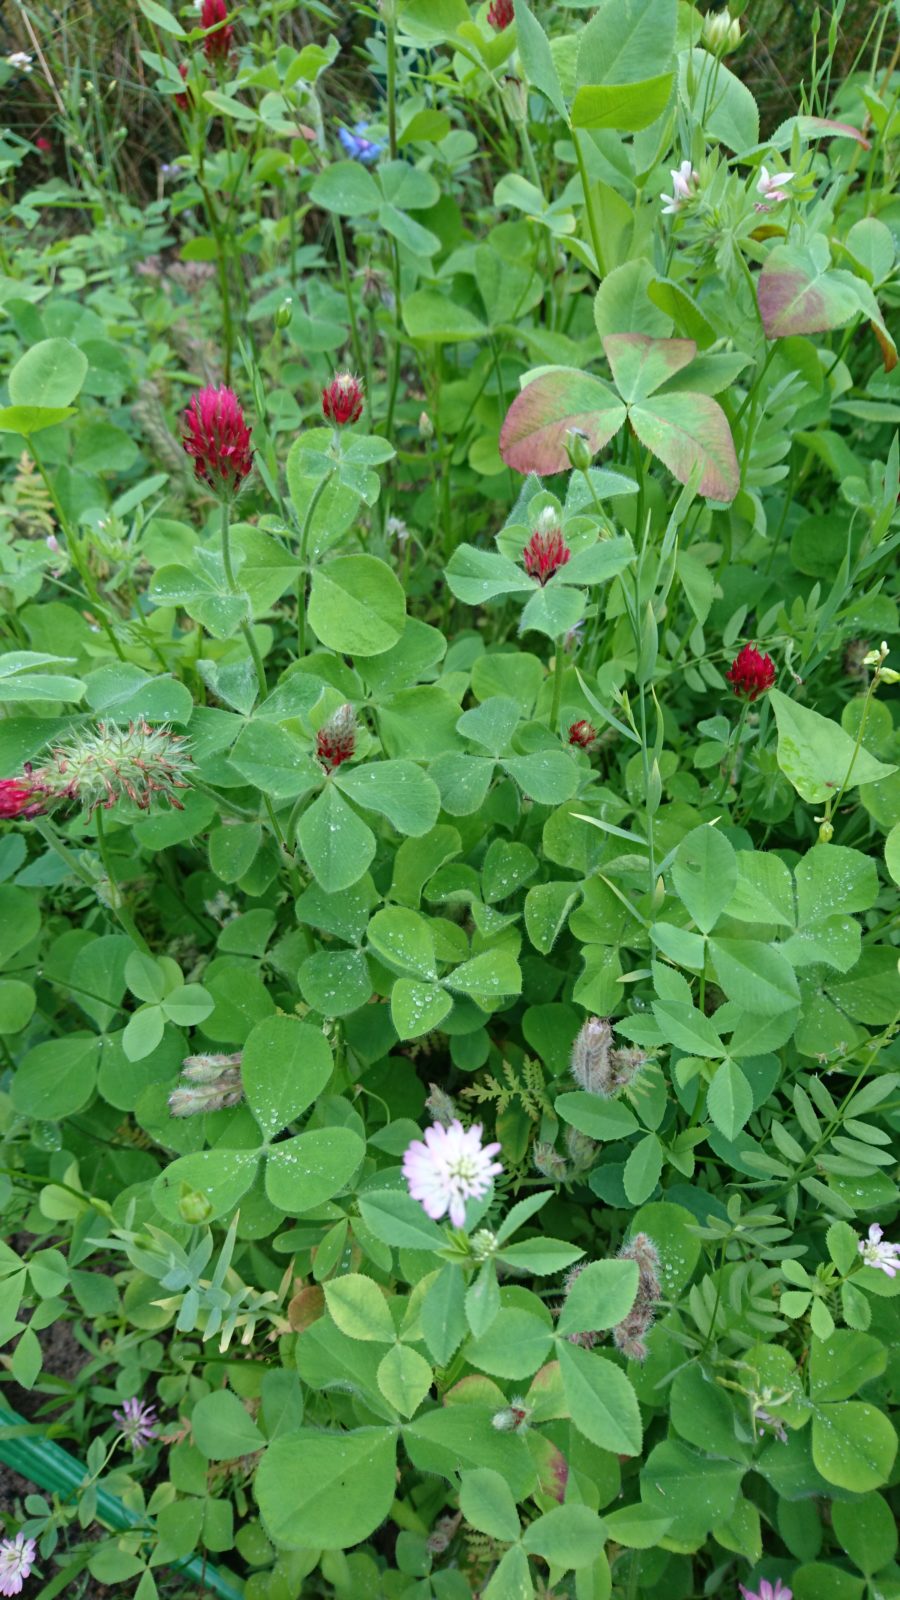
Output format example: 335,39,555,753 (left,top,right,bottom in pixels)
568,720,597,750
565,428,594,471
425,1082,457,1127
316,704,357,771
532,1141,569,1182
169,1052,243,1116
322,371,364,426
565,1126,599,1173
523,520,571,585
487,0,514,30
